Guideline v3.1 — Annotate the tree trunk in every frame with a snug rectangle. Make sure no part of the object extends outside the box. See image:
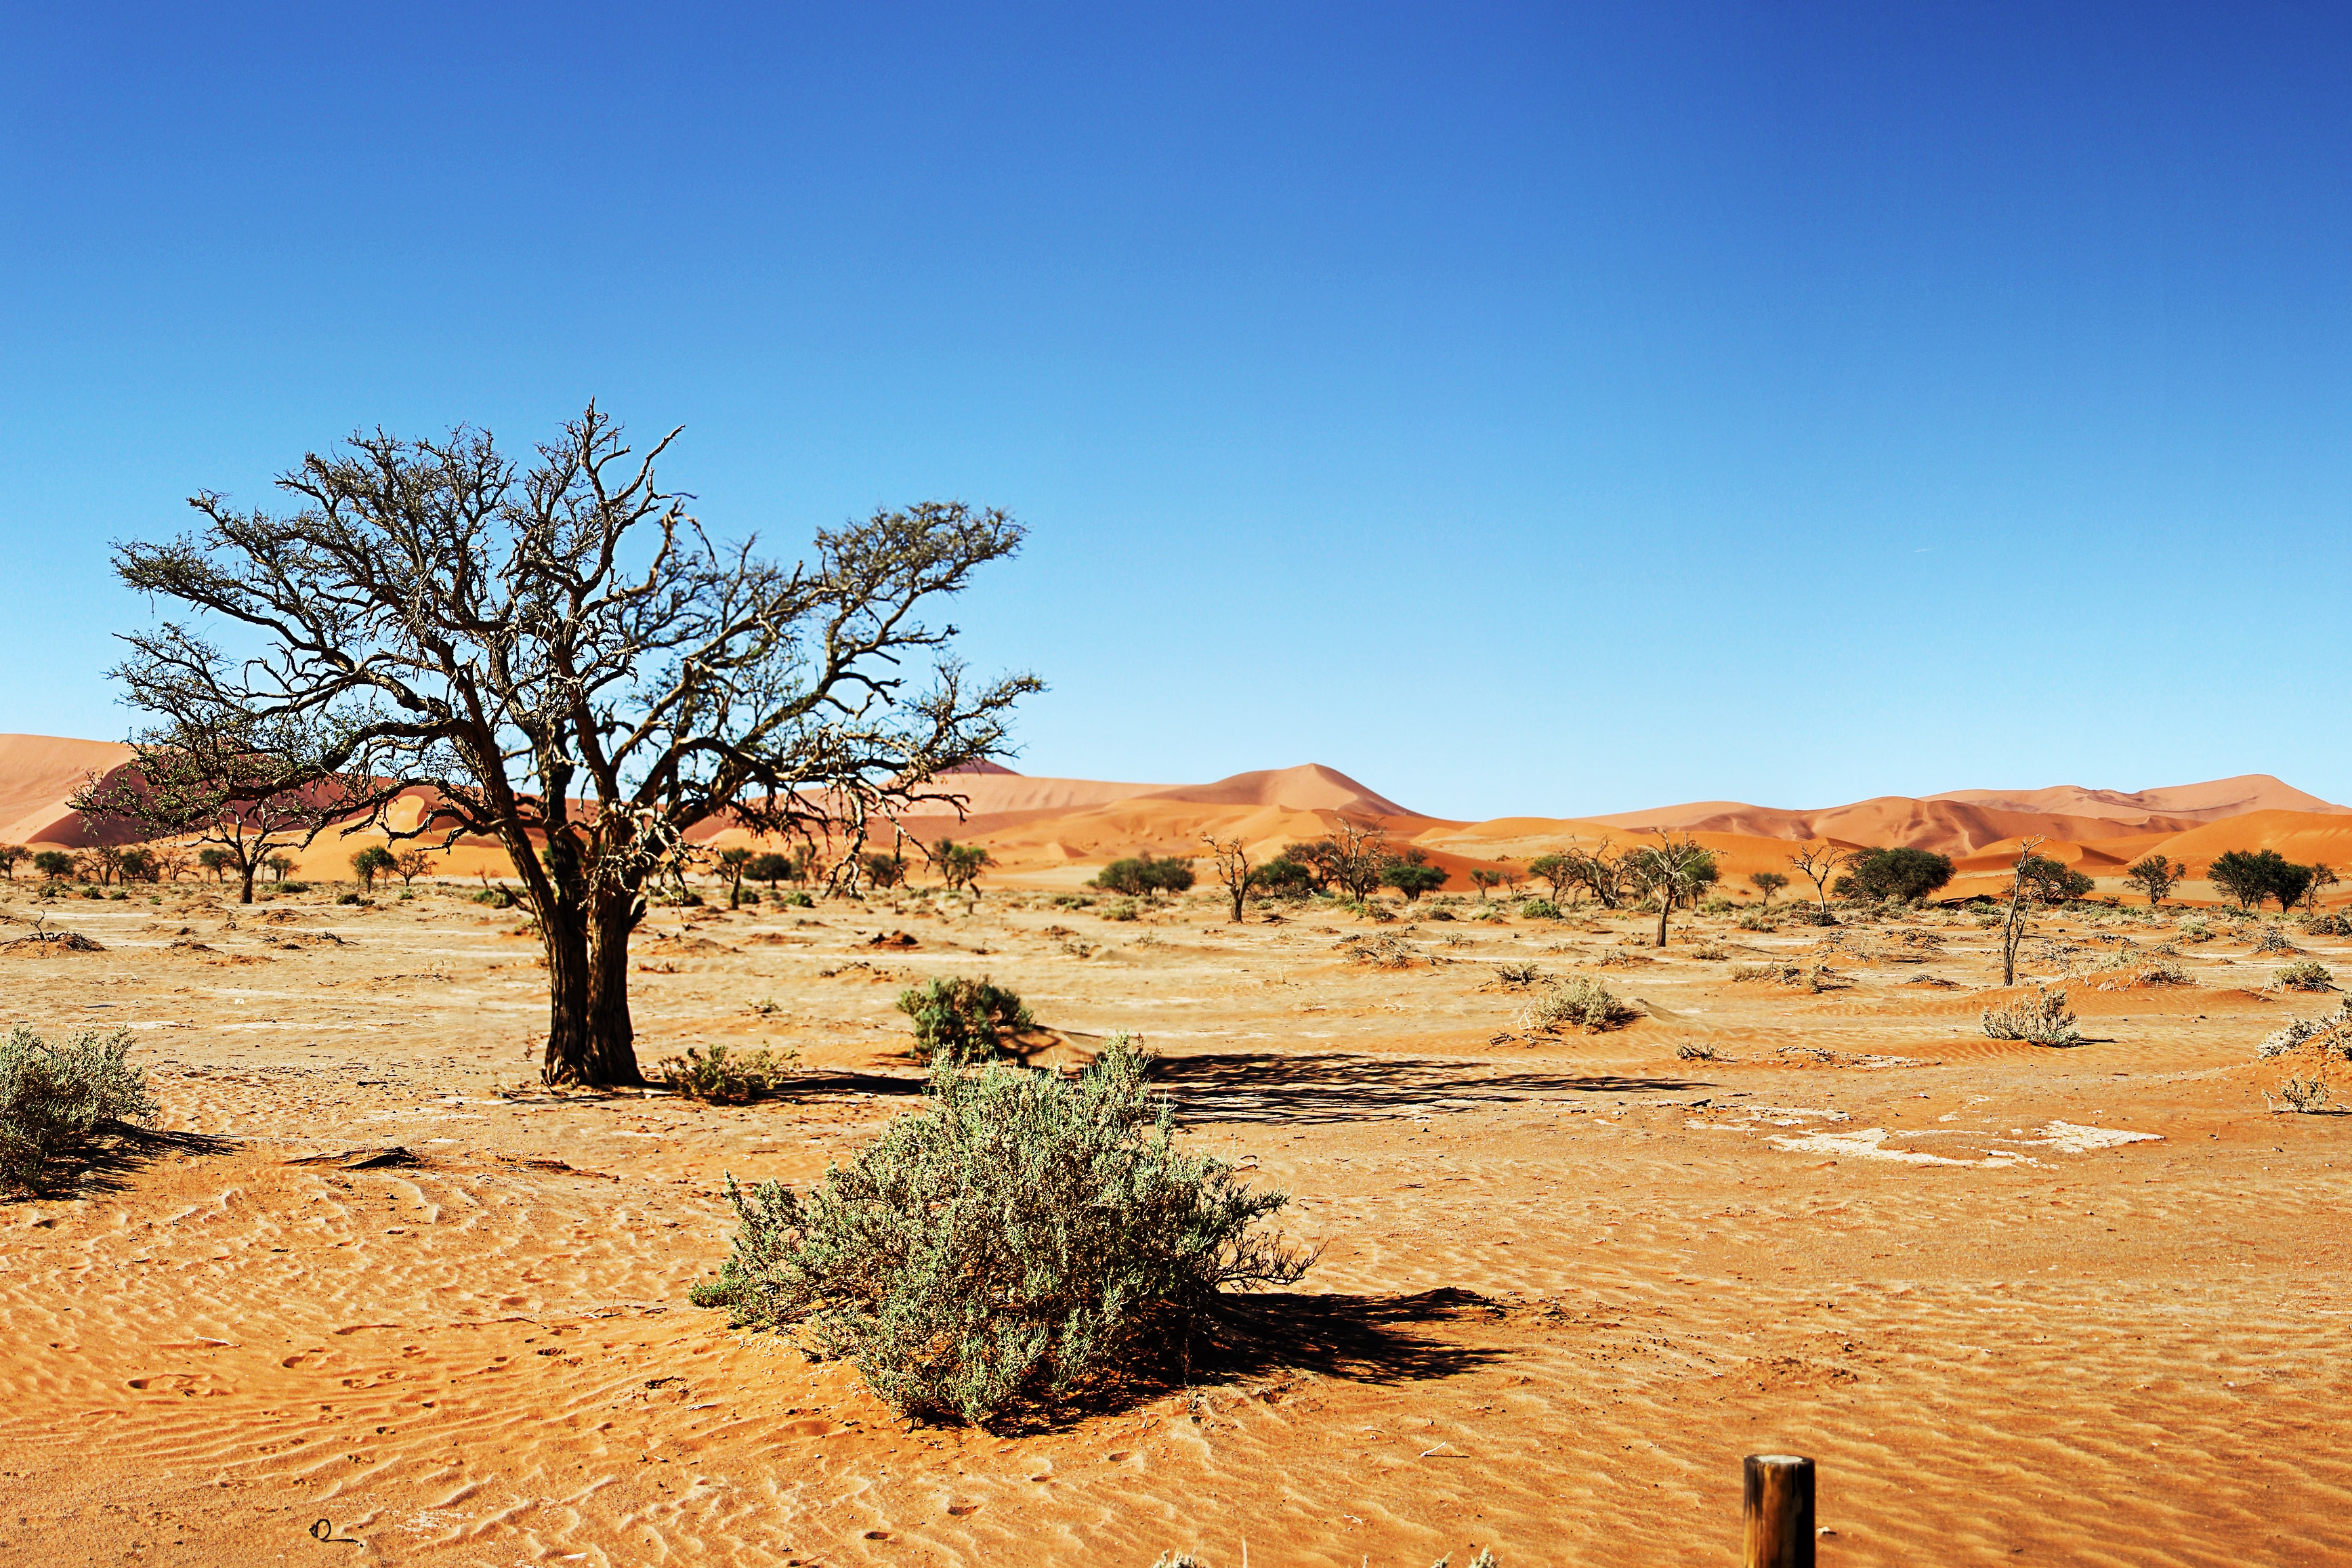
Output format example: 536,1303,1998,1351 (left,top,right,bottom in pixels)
1656,898,1671,948
582,889,644,1086
1229,883,1245,923
238,861,257,904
